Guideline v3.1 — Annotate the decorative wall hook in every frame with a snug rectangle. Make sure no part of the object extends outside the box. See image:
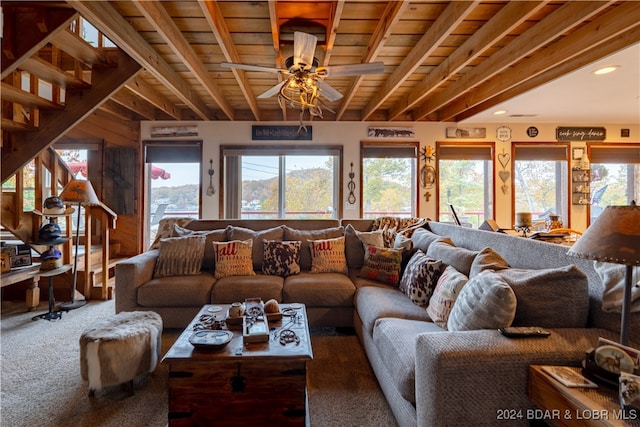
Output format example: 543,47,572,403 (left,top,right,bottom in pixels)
206,159,215,196
347,162,356,205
